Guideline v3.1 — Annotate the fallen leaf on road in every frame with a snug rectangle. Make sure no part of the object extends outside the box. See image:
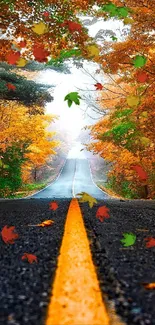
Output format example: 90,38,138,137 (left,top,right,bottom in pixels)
142,283,155,289
49,201,58,211
28,220,54,227
120,233,136,247
96,206,110,222
21,253,38,264
145,237,155,248
76,192,97,208
1,225,19,244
